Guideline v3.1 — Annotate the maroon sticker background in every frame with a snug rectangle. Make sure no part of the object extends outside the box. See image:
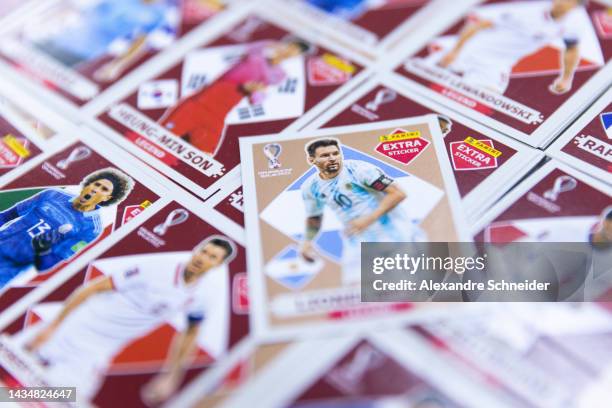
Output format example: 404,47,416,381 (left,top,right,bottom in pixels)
291,340,459,406
98,15,362,191
0,141,158,311
0,2,223,106
214,187,244,225
395,0,612,136
474,167,611,241
301,0,430,41
560,100,612,174
322,83,518,197
2,202,248,408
